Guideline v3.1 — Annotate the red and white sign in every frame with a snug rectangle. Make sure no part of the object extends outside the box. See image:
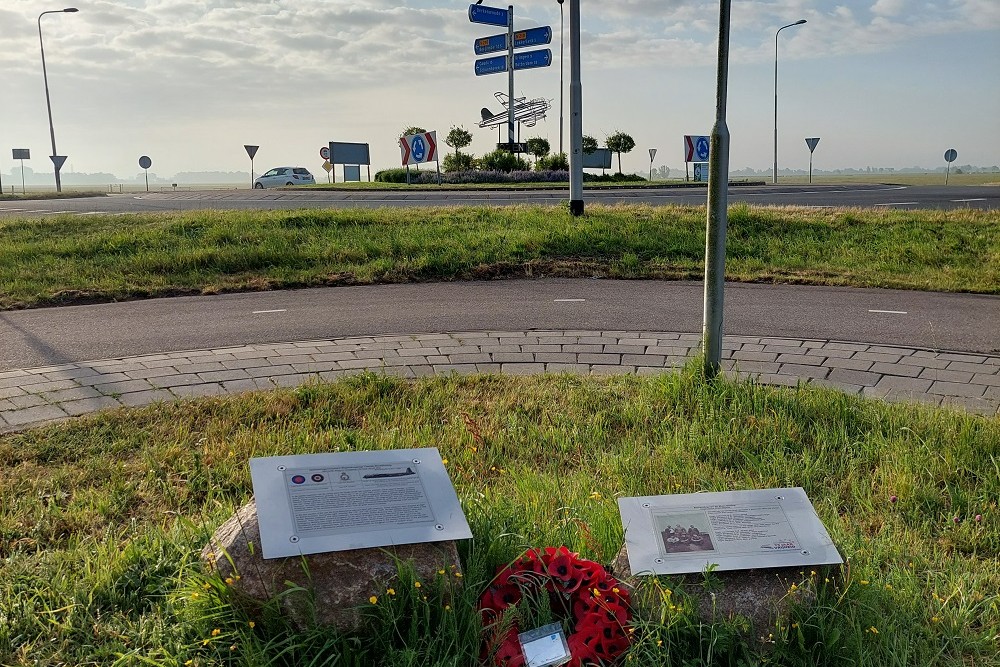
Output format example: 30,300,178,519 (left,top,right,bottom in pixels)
684,135,710,163
400,131,438,166
320,146,331,160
